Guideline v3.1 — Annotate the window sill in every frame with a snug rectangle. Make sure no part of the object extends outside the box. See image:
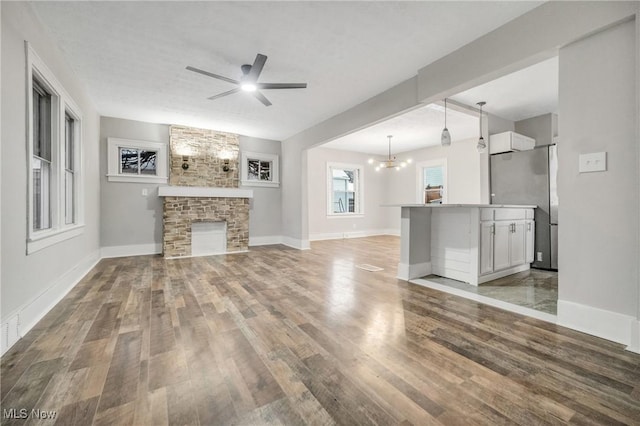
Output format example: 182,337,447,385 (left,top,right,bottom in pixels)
240,180,280,188
327,214,365,219
27,225,84,254
106,174,168,184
